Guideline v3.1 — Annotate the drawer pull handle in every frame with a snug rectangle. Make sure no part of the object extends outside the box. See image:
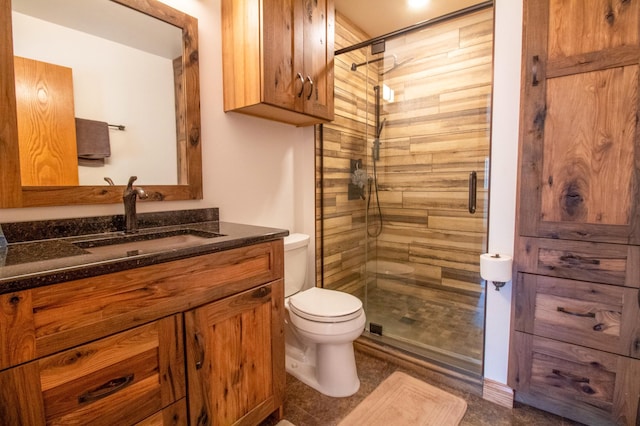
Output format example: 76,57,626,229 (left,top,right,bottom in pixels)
557,307,596,318
194,331,205,370
78,374,134,404
551,369,595,395
559,254,600,265
252,286,271,299
552,369,589,383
